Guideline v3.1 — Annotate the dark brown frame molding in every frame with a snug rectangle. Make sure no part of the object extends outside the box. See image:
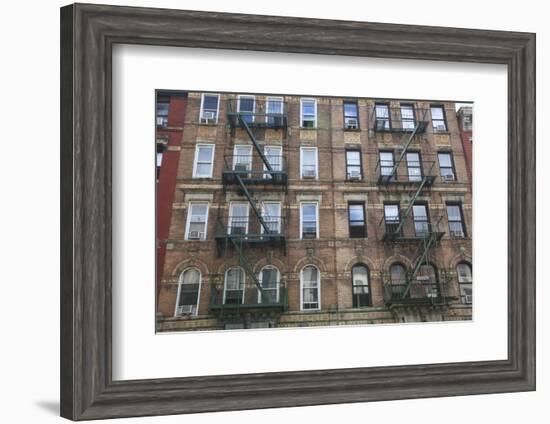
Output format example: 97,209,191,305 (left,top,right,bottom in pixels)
60,3,536,420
